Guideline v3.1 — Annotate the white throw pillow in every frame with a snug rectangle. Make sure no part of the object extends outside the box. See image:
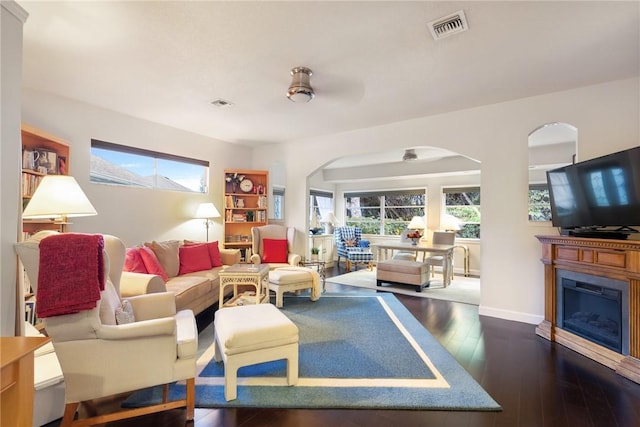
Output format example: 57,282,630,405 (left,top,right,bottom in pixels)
99,280,121,325
115,299,135,325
